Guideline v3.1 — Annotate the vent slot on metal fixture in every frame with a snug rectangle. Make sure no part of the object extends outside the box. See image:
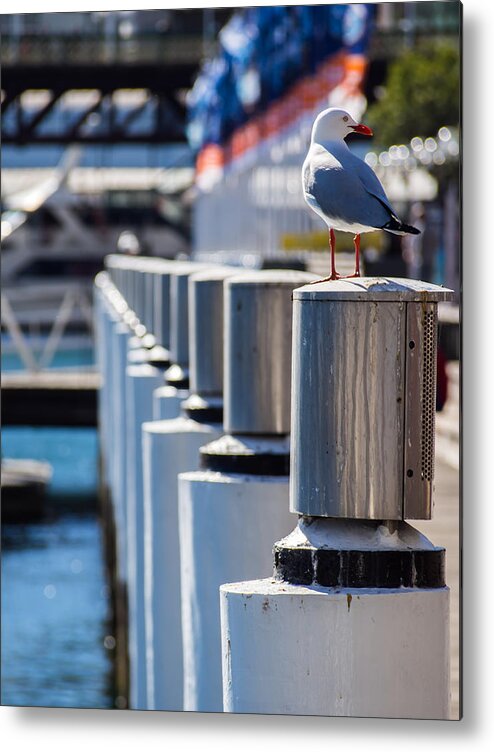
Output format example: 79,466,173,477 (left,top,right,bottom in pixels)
421,309,437,482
